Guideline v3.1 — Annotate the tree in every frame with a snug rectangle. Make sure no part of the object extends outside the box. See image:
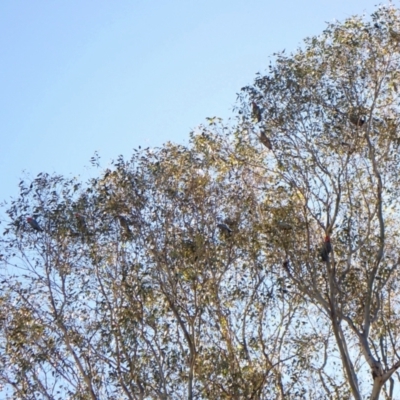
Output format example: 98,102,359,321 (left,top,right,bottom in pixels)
2,4,400,400
0,142,310,399
236,5,400,399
